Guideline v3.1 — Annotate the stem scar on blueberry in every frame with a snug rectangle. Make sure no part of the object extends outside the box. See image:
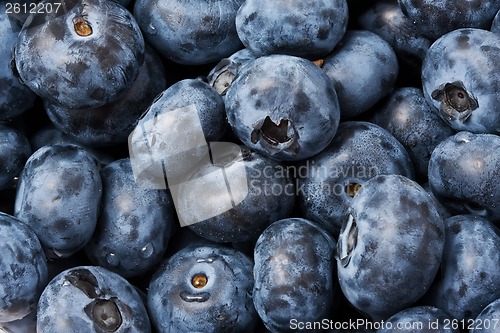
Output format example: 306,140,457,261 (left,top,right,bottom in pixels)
431,81,478,122
251,116,291,146
313,59,324,68
73,16,93,37
191,273,208,289
345,183,361,197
